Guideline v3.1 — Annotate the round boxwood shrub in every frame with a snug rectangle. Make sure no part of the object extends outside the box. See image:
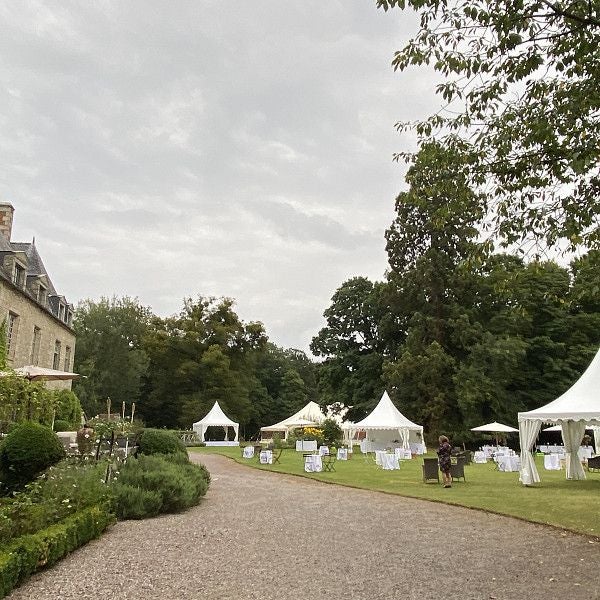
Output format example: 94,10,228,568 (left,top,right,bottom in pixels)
137,429,186,456
0,422,65,492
